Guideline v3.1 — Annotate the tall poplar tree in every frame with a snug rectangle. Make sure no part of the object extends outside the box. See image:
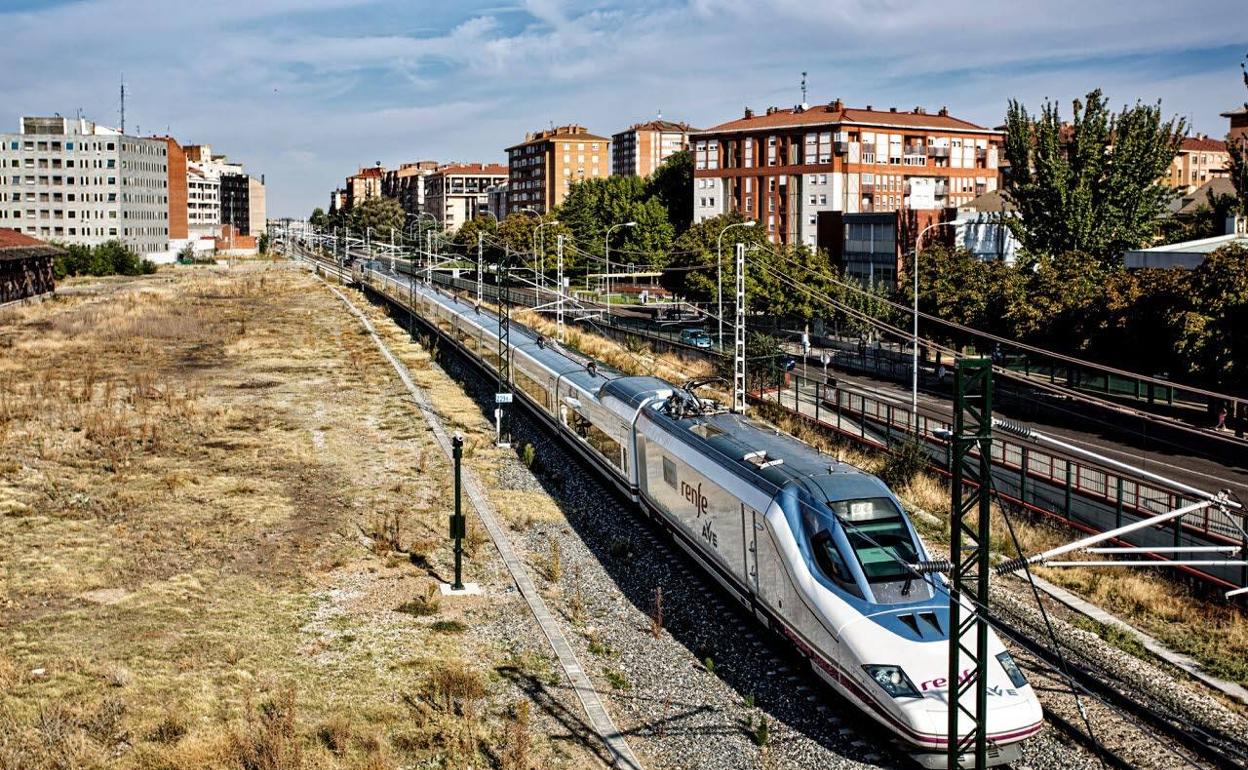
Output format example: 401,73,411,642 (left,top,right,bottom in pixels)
1226,56,1248,215
1003,89,1185,266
